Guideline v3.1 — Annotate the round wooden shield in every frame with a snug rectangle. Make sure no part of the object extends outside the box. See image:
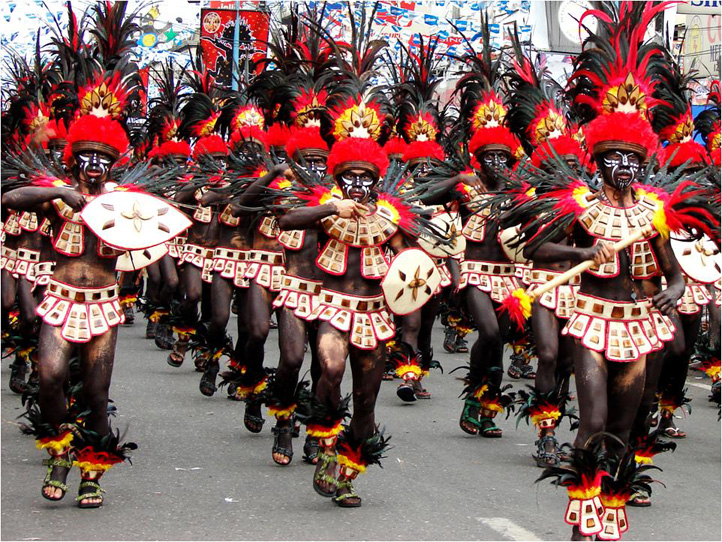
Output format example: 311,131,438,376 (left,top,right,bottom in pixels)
671,233,721,284
417,211,466,257
499,225,530,264
81,191,192,251
381,248,442,315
